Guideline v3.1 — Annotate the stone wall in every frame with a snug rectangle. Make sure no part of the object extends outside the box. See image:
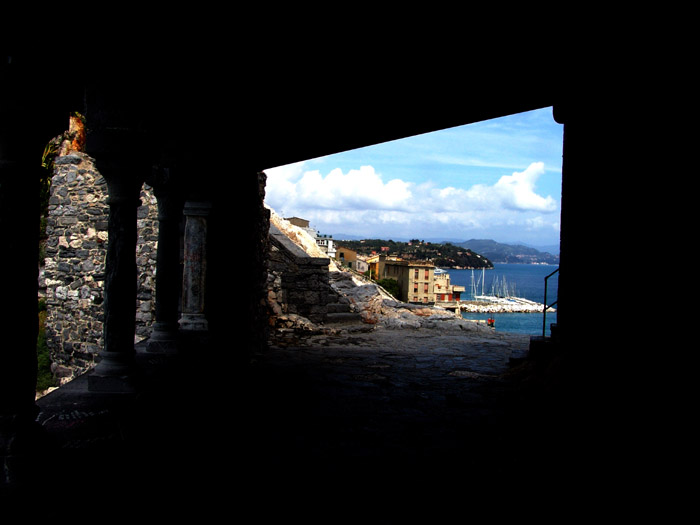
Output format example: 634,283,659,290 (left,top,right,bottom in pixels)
42,152,158,381
267,224,332,327
247,172,271,356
